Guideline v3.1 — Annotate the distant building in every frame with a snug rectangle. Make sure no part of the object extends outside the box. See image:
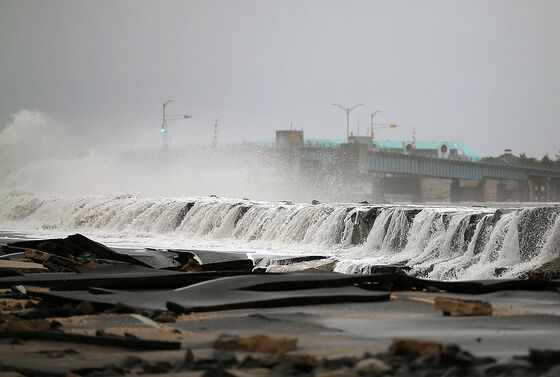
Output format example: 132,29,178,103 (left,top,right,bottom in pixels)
276,130,304,148
305,138,480,161
482,149,522,165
